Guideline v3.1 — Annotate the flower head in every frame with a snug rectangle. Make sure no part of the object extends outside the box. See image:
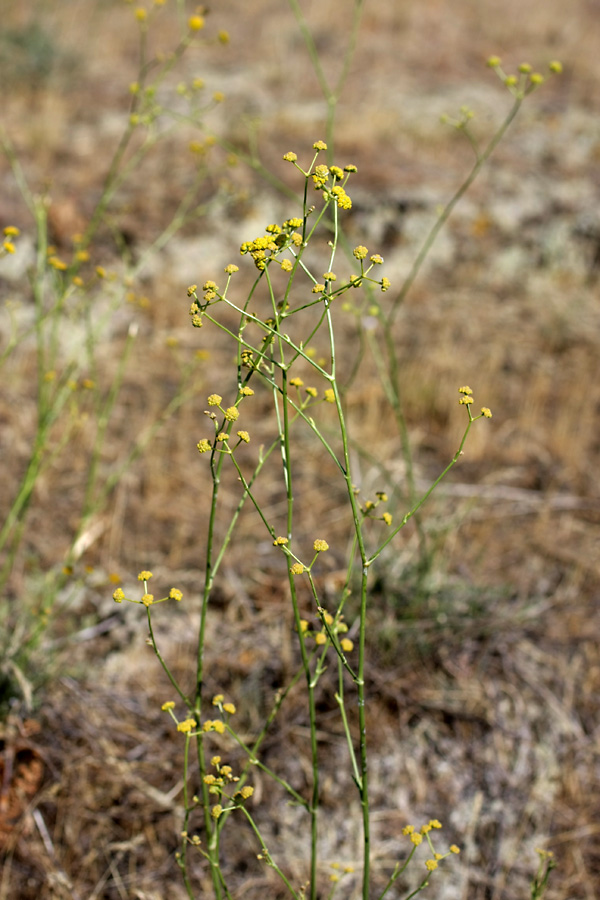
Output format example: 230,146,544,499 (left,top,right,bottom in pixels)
177,718,197,733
